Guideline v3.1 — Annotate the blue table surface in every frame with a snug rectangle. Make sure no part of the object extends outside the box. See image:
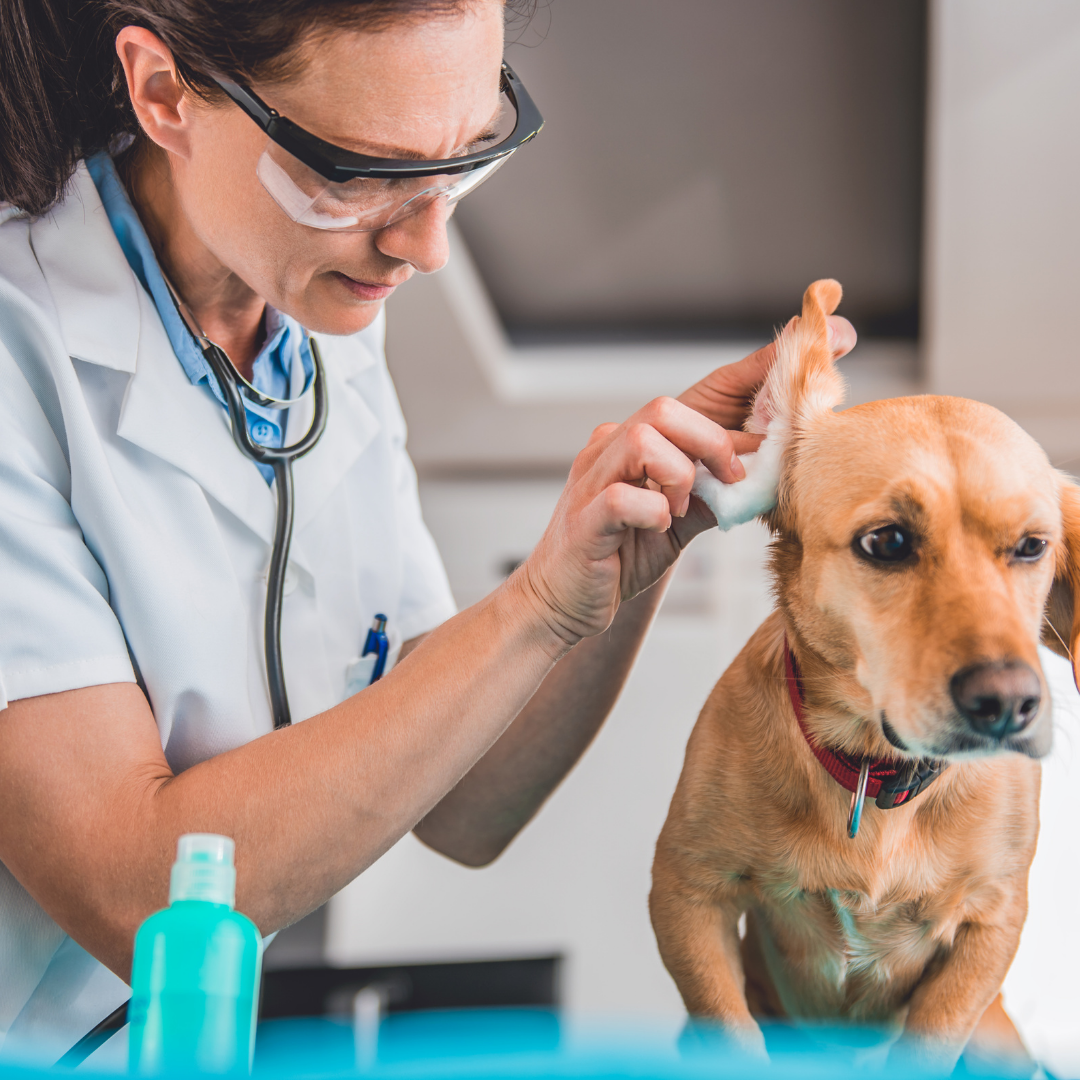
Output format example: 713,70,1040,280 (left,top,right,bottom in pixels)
0,1009,1039,1079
